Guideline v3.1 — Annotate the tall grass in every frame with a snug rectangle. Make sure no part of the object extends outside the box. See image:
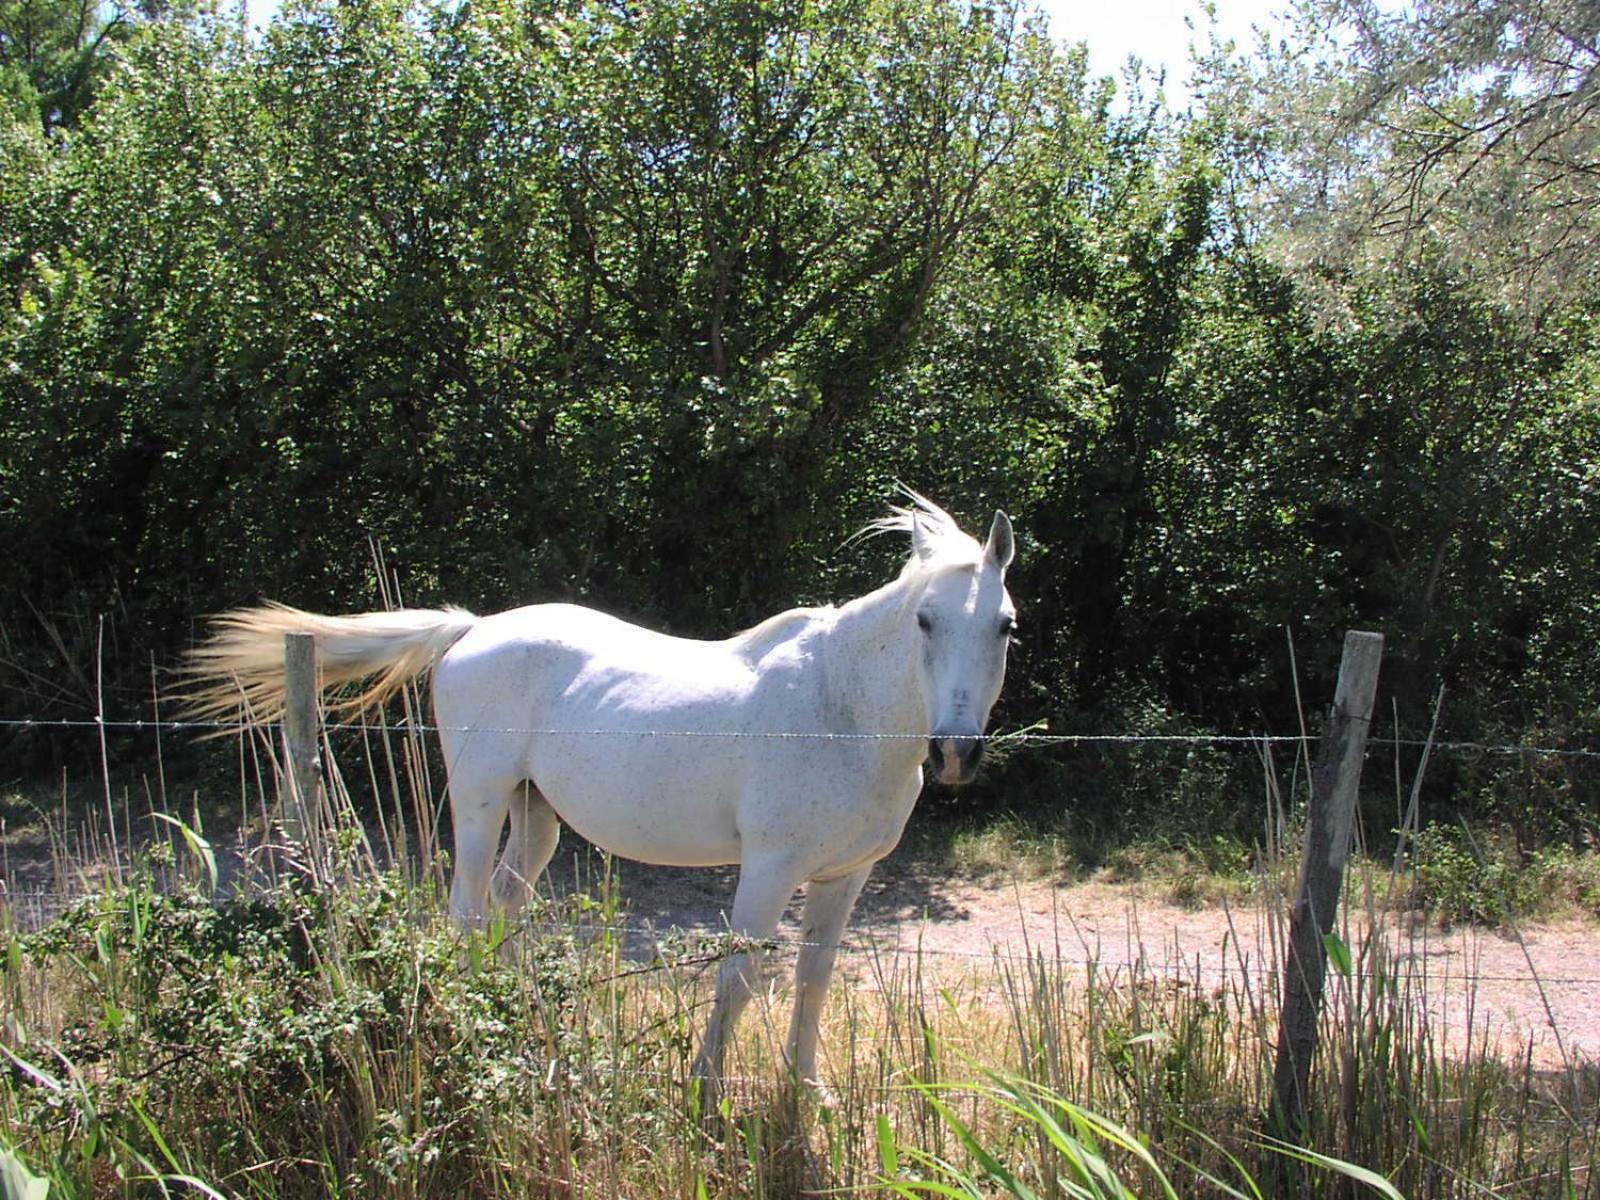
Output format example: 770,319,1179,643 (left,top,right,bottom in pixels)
1,719,1597,1198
